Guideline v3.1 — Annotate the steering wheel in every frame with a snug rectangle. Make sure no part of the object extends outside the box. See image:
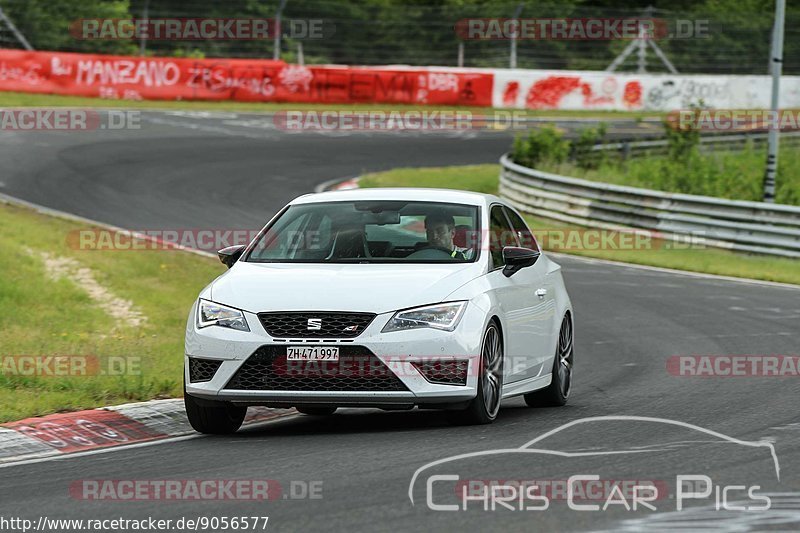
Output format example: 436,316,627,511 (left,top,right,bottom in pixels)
407,246,454,259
